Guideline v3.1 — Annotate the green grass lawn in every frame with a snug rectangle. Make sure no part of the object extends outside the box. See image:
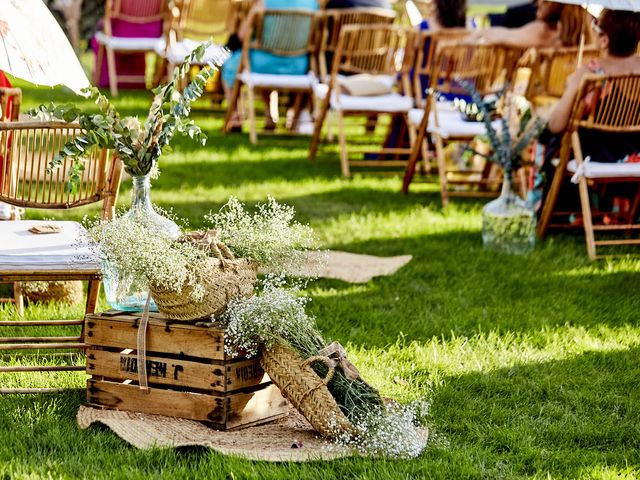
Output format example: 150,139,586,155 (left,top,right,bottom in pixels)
1,81,639,480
